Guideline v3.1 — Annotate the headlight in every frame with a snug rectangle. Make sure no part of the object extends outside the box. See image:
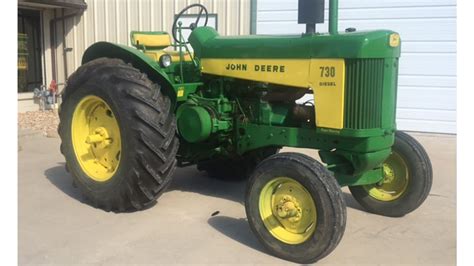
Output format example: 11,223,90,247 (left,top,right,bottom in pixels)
159,54,172,67
389,33,400,47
